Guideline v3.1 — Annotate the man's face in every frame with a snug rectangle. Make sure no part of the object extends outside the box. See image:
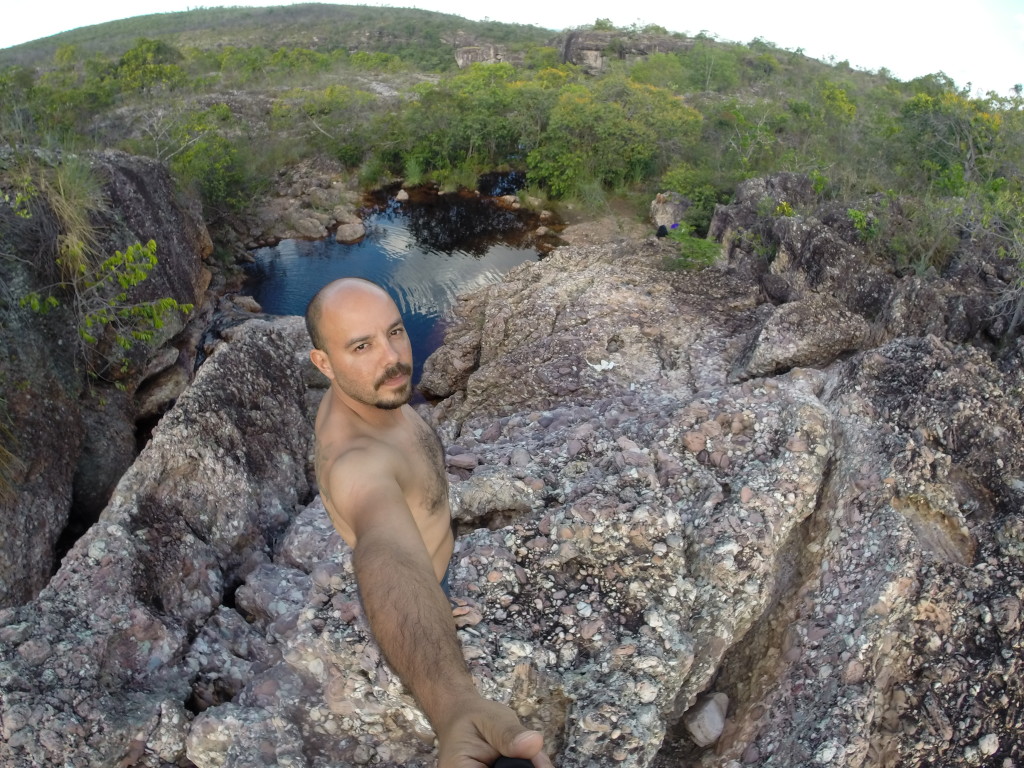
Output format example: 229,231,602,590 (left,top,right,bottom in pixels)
314,284,414,410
